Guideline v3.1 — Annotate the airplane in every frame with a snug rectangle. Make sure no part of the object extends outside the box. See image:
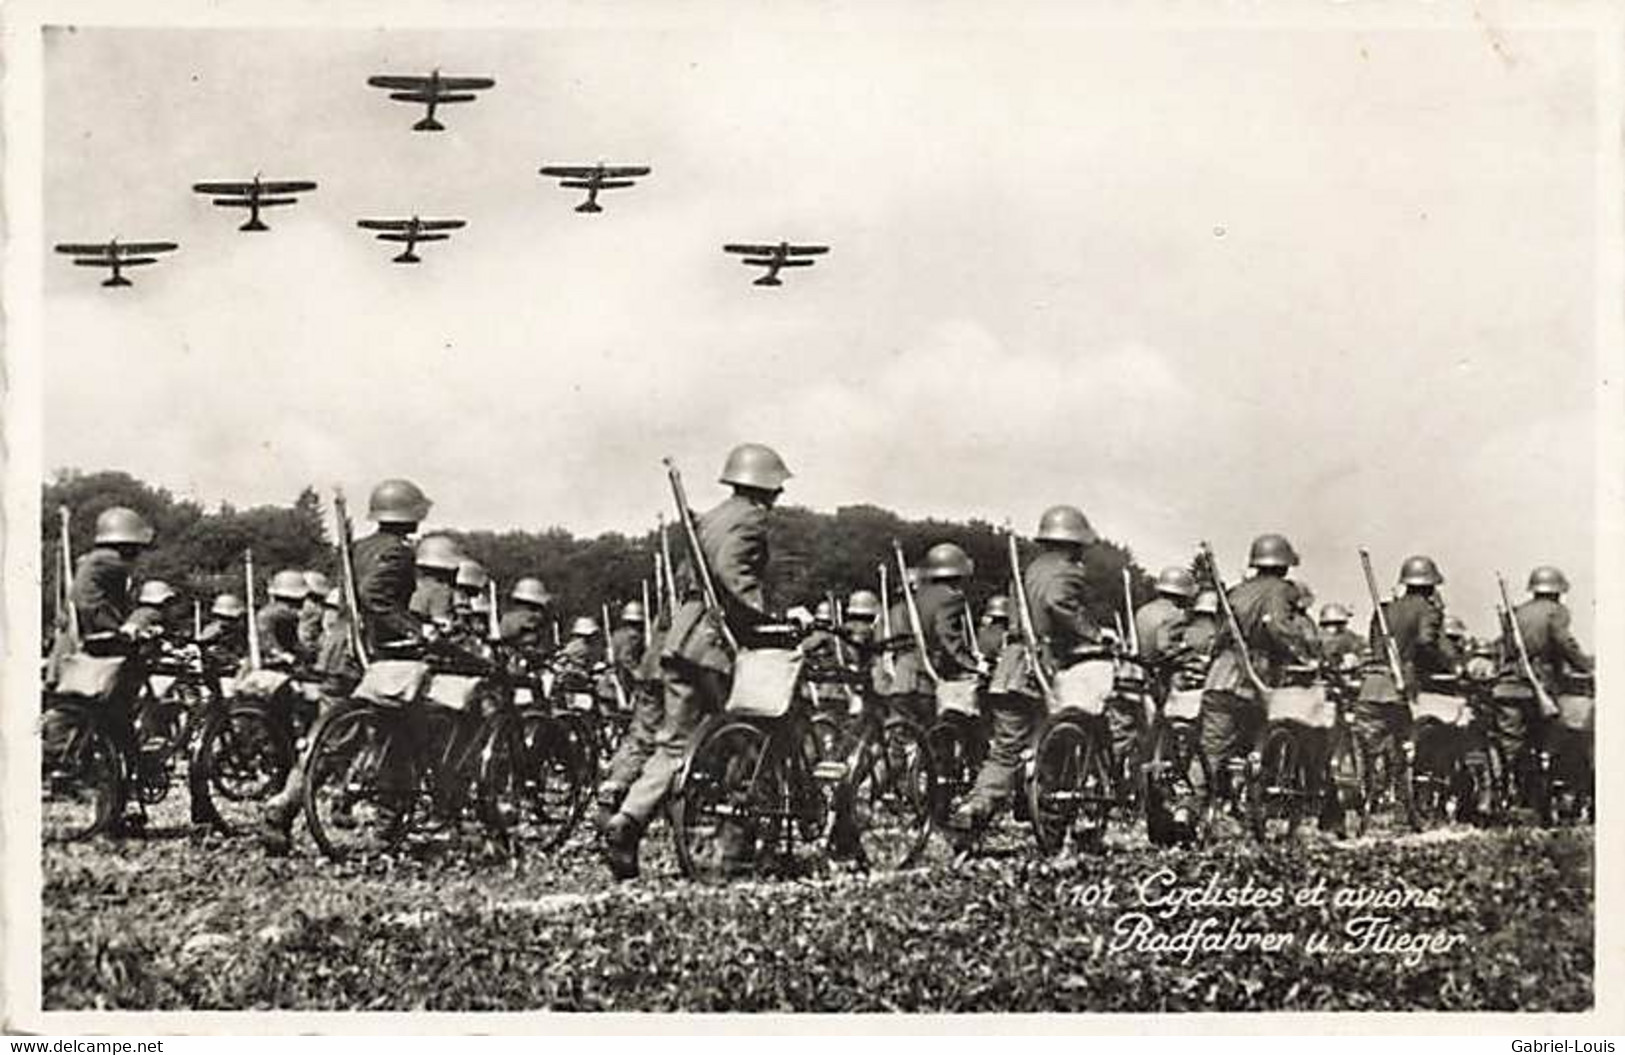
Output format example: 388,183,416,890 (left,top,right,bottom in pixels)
537,163,652,213
722,241,830,286
356,216,467,263
191,175,318,232
54,239,178,288
366,70,495,131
